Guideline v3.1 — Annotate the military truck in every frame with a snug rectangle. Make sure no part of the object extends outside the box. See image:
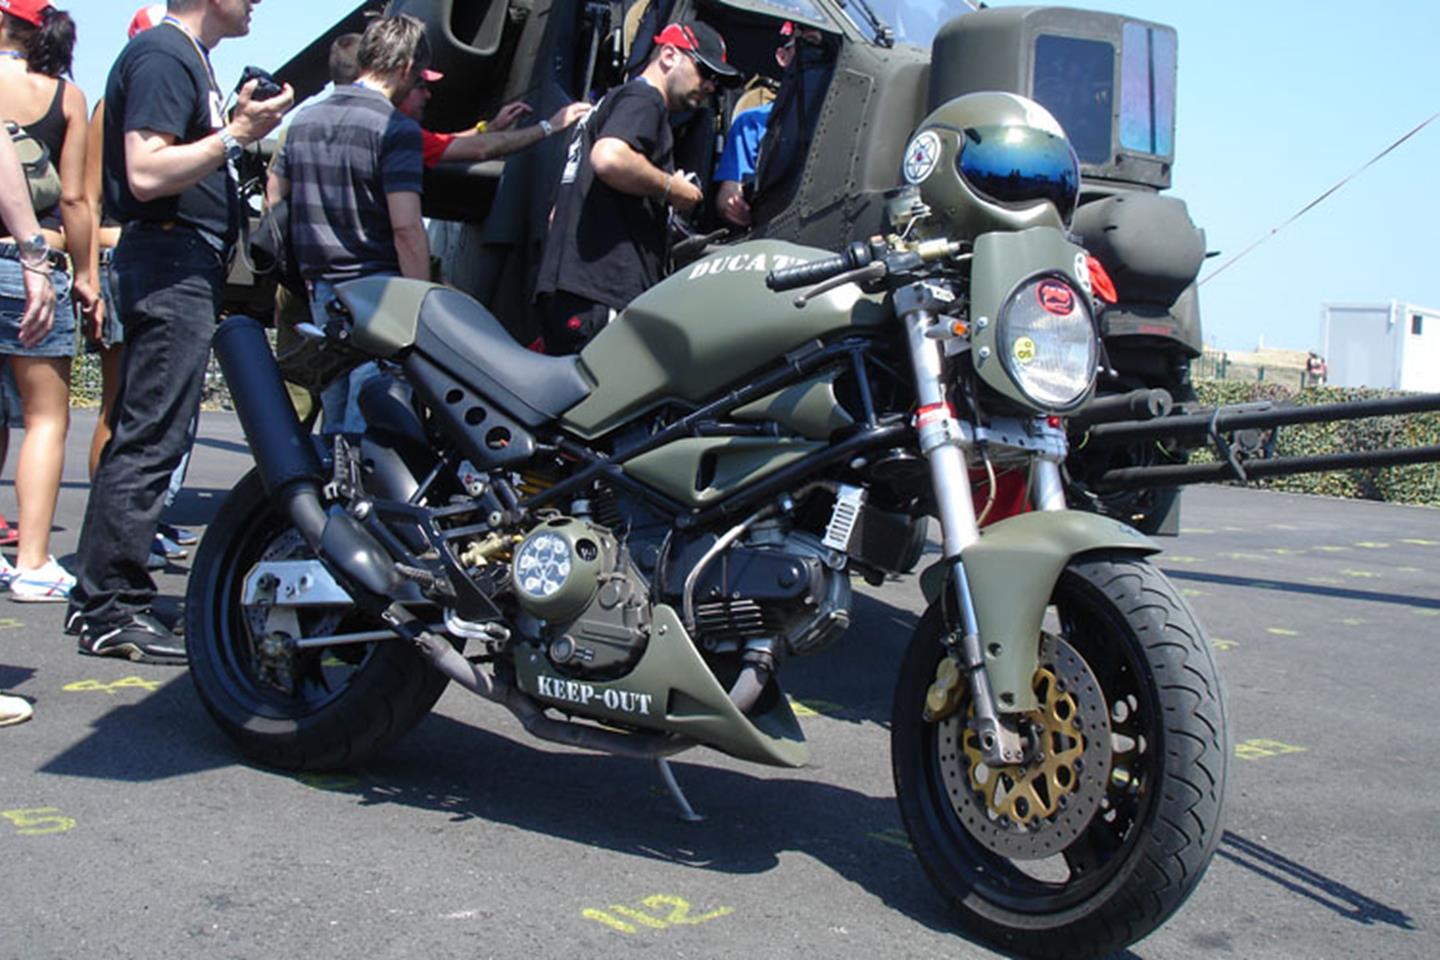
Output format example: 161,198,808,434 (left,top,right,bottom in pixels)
265,0,1205,532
